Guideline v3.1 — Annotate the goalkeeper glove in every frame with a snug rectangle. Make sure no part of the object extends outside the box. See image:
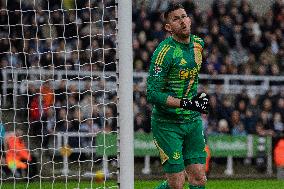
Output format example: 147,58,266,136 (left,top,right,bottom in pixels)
180,93,209,114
